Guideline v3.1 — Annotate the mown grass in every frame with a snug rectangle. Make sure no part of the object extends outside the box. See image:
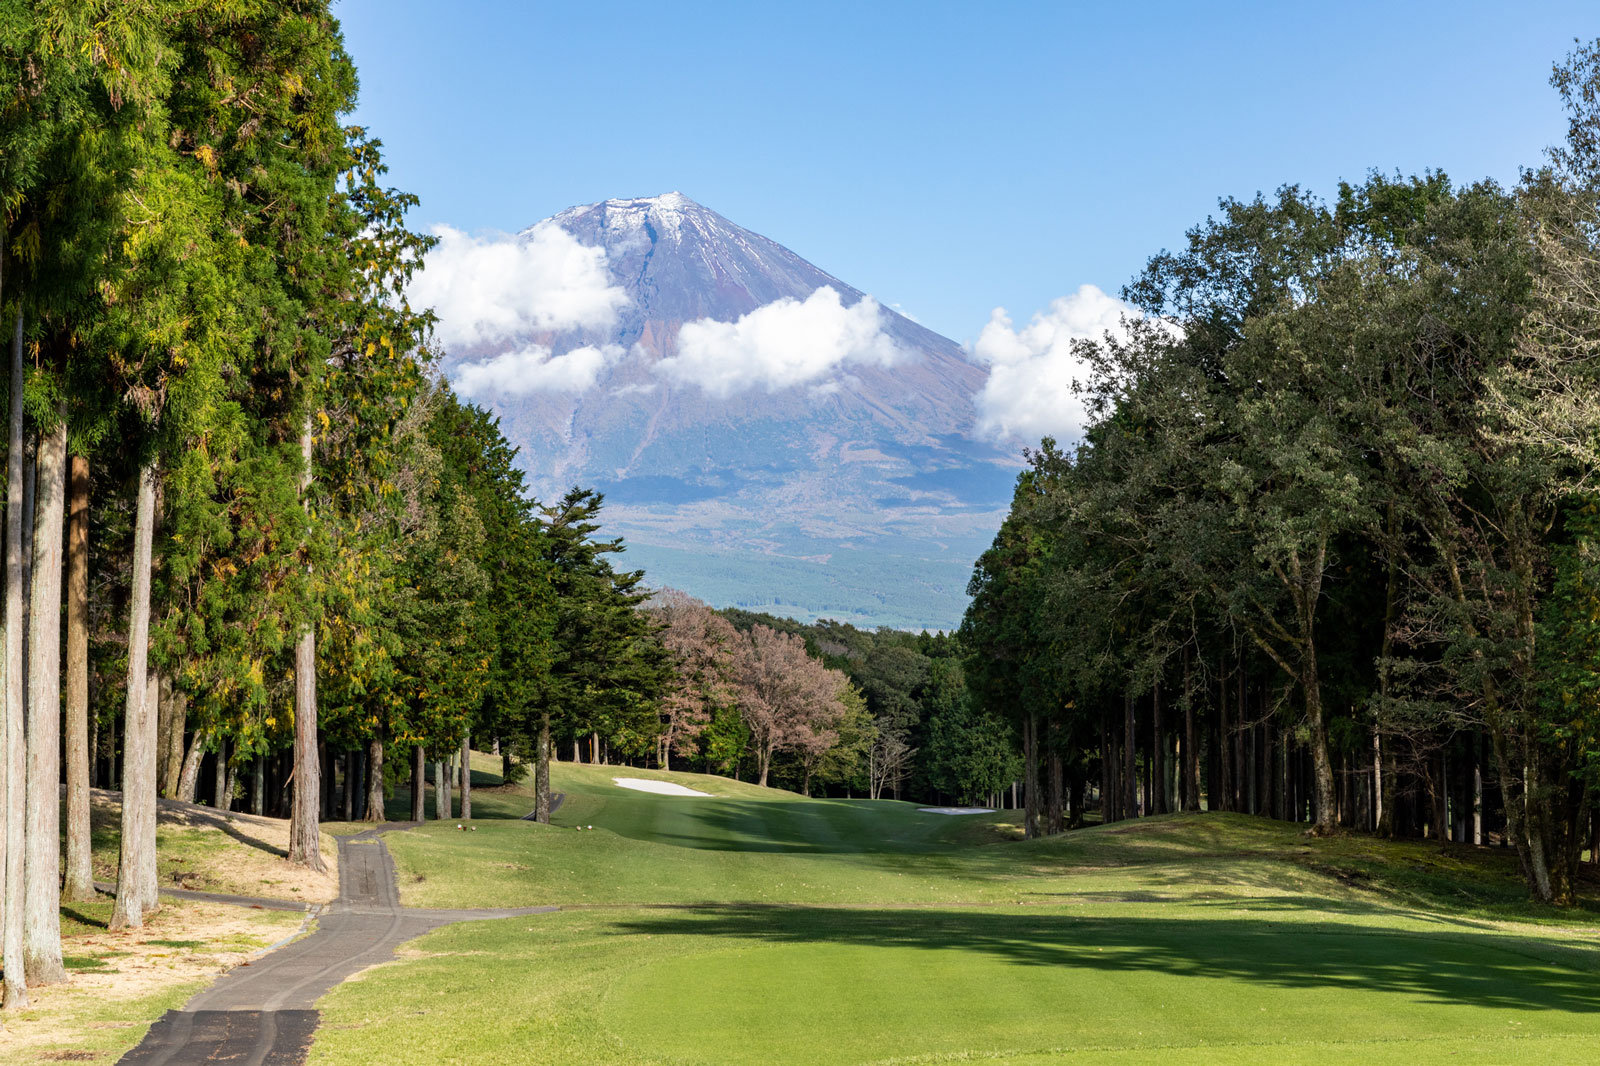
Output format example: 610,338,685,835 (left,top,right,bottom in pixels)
306,762,1600,1065
381,763,1595,917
